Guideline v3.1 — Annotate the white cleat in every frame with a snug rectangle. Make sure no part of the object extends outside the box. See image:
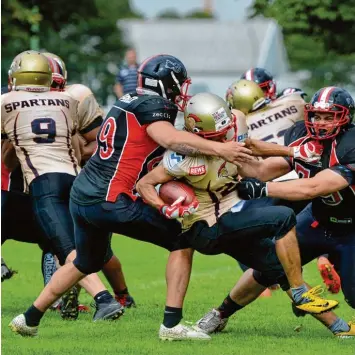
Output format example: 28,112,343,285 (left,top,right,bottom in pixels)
196,309,229,334
9,314,38,337
159,323,211,341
